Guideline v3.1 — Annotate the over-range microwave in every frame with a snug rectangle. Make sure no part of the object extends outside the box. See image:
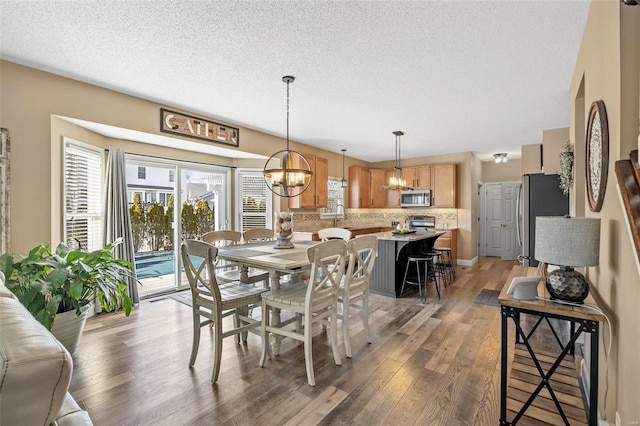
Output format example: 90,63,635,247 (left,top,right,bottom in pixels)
400,189,431,208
